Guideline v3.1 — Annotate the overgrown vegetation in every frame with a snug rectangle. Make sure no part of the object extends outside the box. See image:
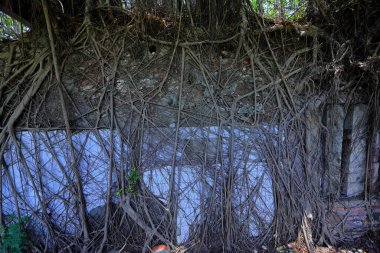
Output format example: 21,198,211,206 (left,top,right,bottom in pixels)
127,167,140,197
0,0,379,252
0,11,28,41
250,0,306,19
0,215,29,253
